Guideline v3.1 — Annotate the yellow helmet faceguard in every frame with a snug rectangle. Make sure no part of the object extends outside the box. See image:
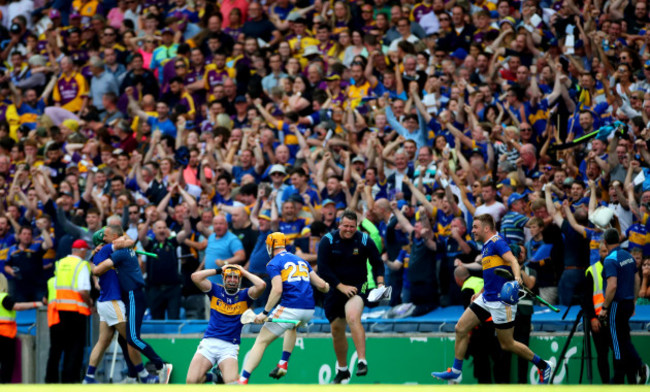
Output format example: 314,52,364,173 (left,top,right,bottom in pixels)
265,232,287,257
222,265,242,294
